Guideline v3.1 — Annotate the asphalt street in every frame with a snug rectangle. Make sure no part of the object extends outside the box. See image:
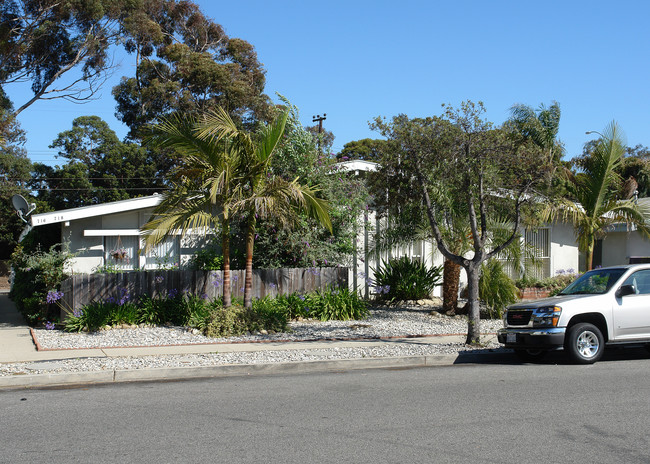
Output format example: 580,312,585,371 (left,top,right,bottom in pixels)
2,349,650,464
